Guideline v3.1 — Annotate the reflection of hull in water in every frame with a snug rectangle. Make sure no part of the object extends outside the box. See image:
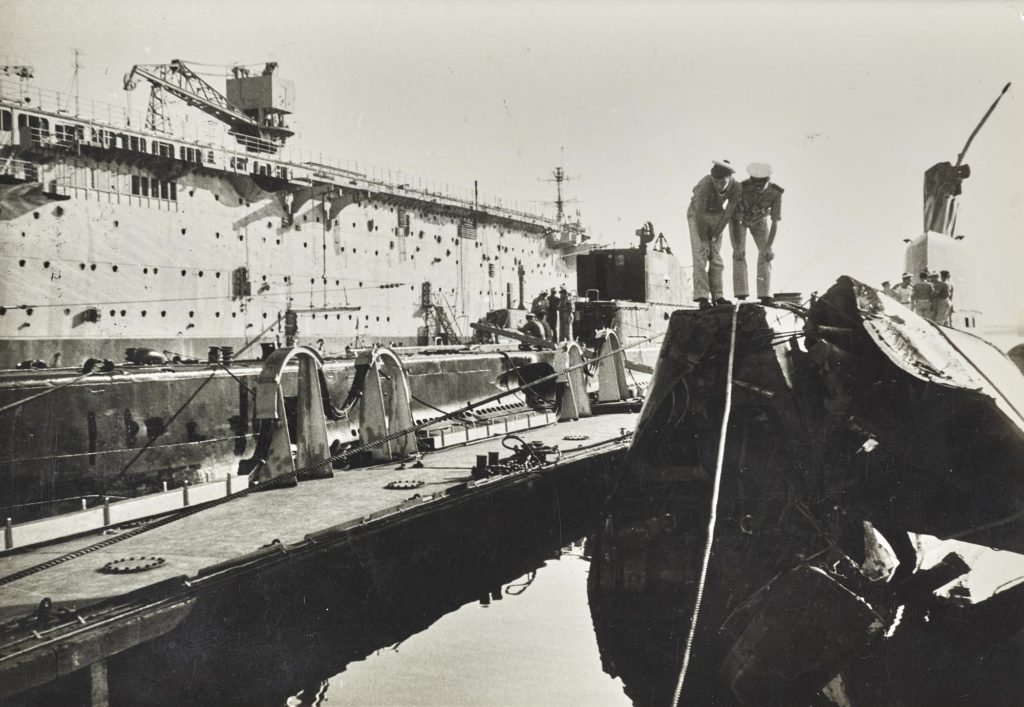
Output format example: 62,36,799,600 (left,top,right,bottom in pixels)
589,275,1024,705
24,450,613,706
